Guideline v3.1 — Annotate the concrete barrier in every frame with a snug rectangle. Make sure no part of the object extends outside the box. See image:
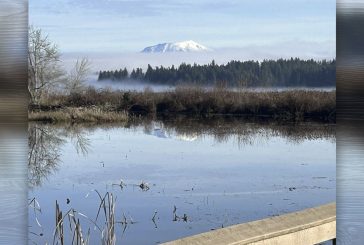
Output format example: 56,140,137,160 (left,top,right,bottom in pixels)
163,202,336,245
